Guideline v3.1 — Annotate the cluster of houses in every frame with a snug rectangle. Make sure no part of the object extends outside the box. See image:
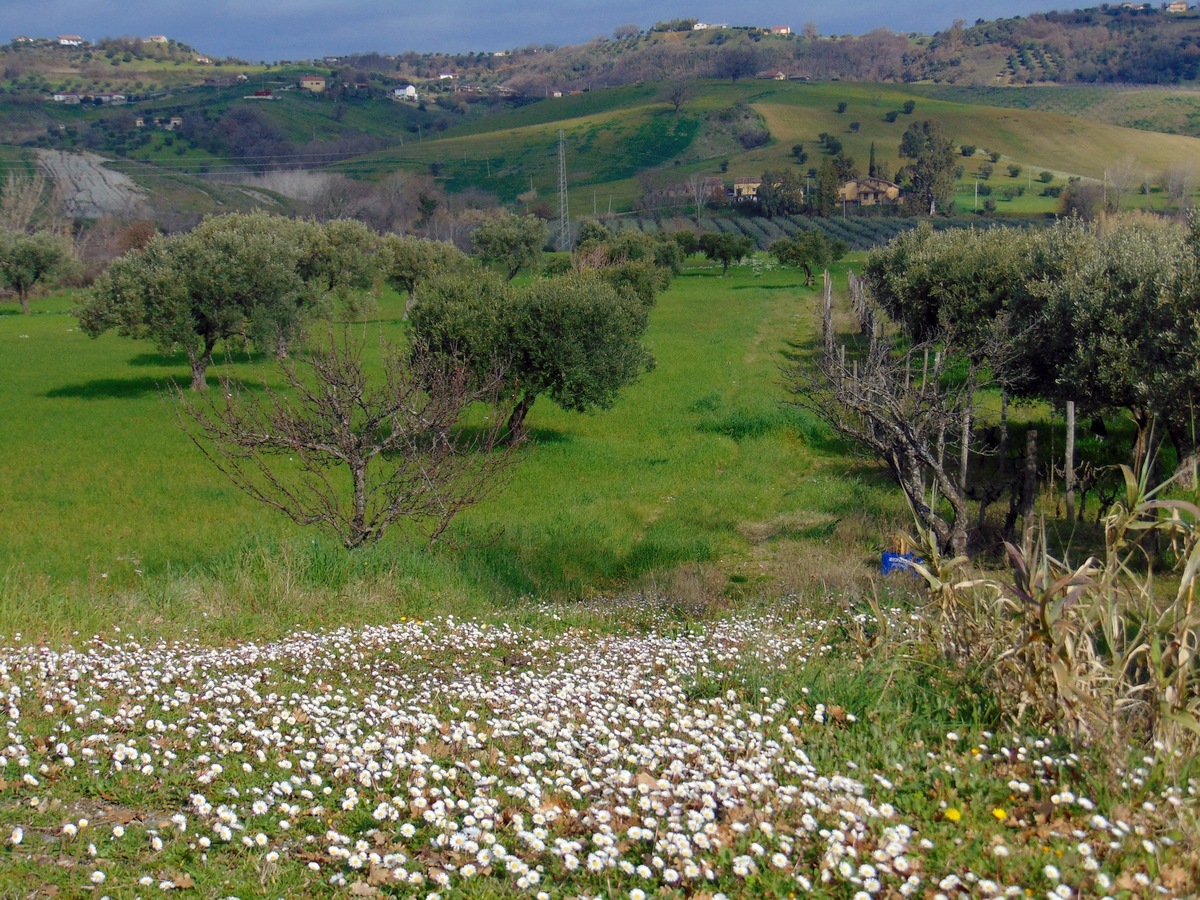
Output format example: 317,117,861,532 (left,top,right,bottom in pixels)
732,175,902,207
51,90,126,105
691,23,792,34
290,75,421,101
646,175,903,209
1118,1,1195,8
